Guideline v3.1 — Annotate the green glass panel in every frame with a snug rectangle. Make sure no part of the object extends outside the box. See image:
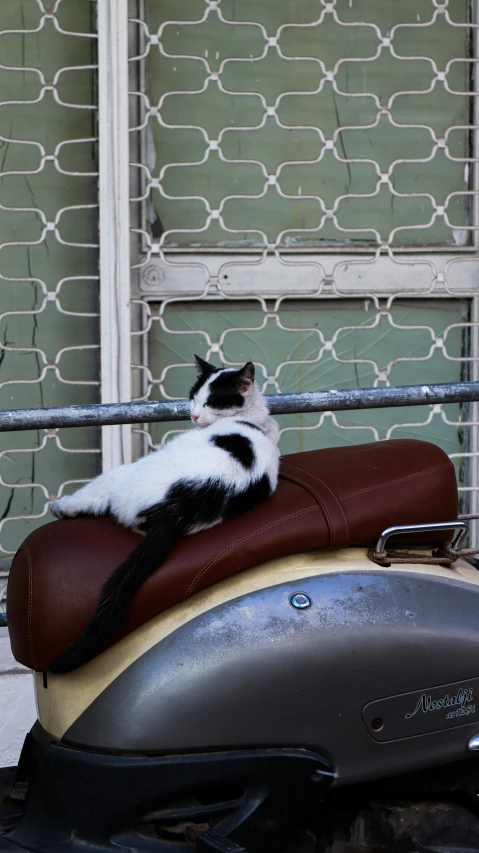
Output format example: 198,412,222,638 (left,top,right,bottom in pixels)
0,1,99,558
146,0,470,247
